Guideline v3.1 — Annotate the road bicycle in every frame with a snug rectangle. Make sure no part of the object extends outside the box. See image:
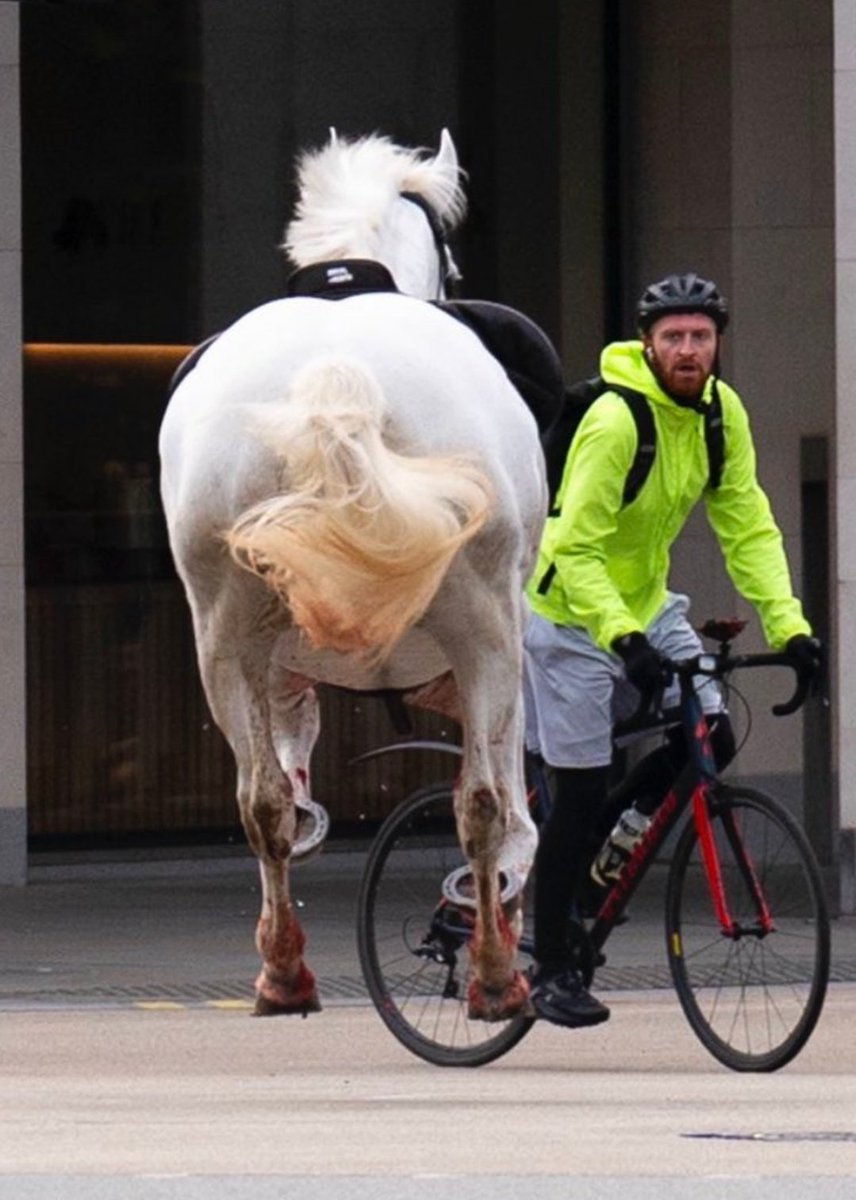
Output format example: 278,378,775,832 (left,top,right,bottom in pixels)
355,619,830,1071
